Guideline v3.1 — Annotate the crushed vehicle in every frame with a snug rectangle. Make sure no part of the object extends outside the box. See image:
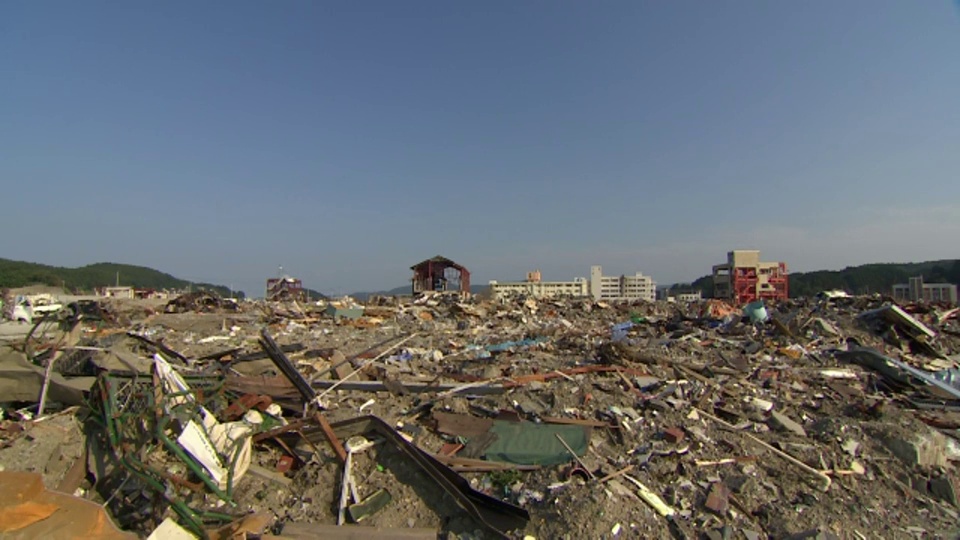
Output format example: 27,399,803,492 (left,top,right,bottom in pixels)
9,293,63,324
